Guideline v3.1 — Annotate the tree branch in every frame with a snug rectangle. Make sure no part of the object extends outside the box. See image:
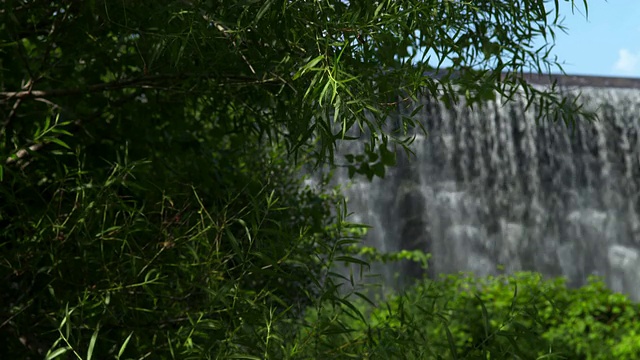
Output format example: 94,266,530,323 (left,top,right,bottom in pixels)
0,74,185,101
5,144,44,165
0,73,283,101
